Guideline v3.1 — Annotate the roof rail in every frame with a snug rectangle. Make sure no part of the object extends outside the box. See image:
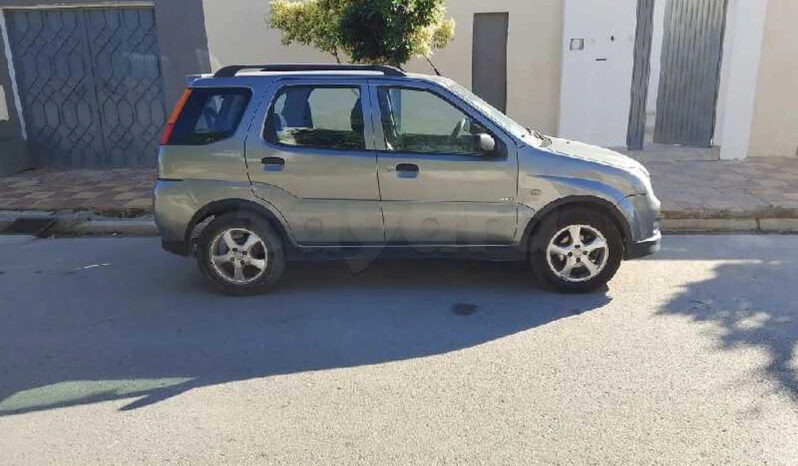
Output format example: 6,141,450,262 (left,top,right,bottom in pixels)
213,63,406,78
